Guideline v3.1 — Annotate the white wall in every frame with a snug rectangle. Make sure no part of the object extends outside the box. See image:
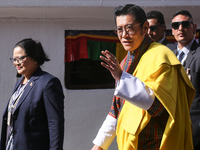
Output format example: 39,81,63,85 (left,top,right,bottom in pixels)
0,4,200,150
0,0,199,7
